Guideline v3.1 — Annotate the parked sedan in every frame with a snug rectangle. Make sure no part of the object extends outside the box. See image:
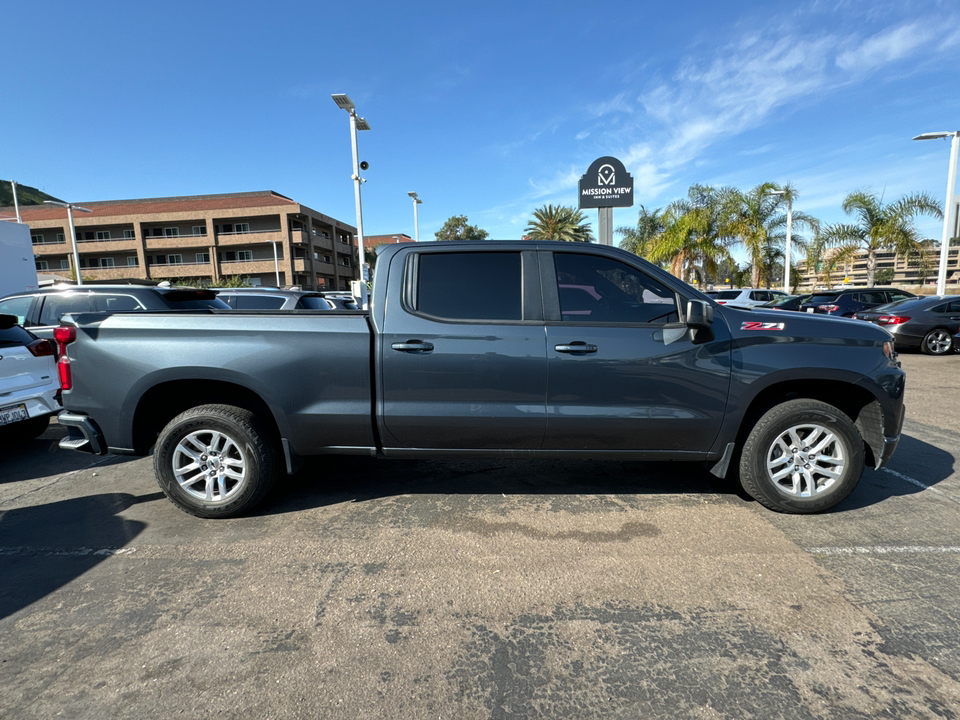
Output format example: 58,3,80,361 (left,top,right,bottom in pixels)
854,295,960,355
0,314,60,440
